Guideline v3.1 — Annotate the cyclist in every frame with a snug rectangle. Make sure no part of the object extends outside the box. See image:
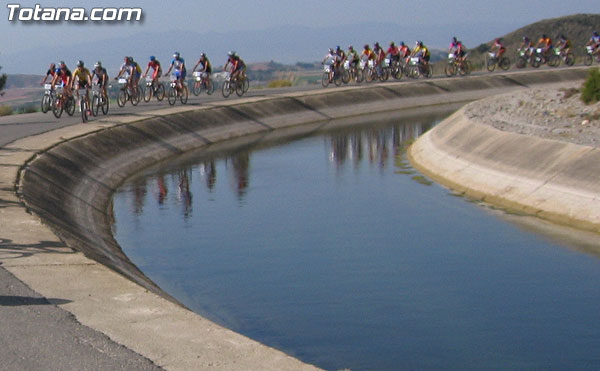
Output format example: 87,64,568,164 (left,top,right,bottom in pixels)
387,42,400,64
536,34,553,60
449,37,460,58
40,63,56,86
322,48,338,82
92,61,108,100
490,38,506,60
586,31,600,58
192,53,212,88
518,36,534,58
51,61,72,98
116,56,141,96
335,46,346,65
556,34,572,56
71,60,92,115
412,41,431,70
347,45,360,69
164,52,187,91
399,41,411,60
225,52,246,82
143,56,162,84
